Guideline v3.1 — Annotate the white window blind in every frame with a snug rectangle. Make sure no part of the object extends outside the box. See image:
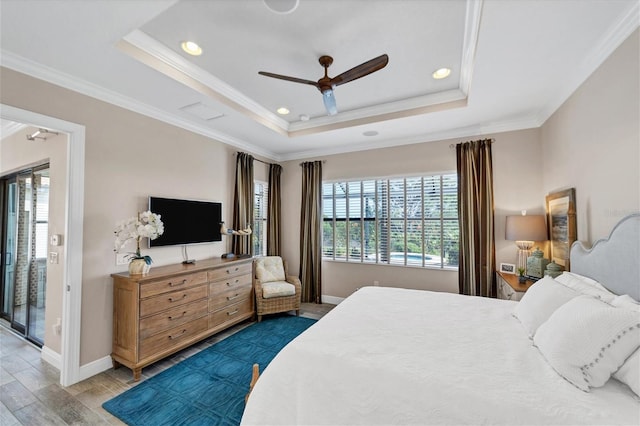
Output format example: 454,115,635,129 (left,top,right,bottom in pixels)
323,174,458,269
